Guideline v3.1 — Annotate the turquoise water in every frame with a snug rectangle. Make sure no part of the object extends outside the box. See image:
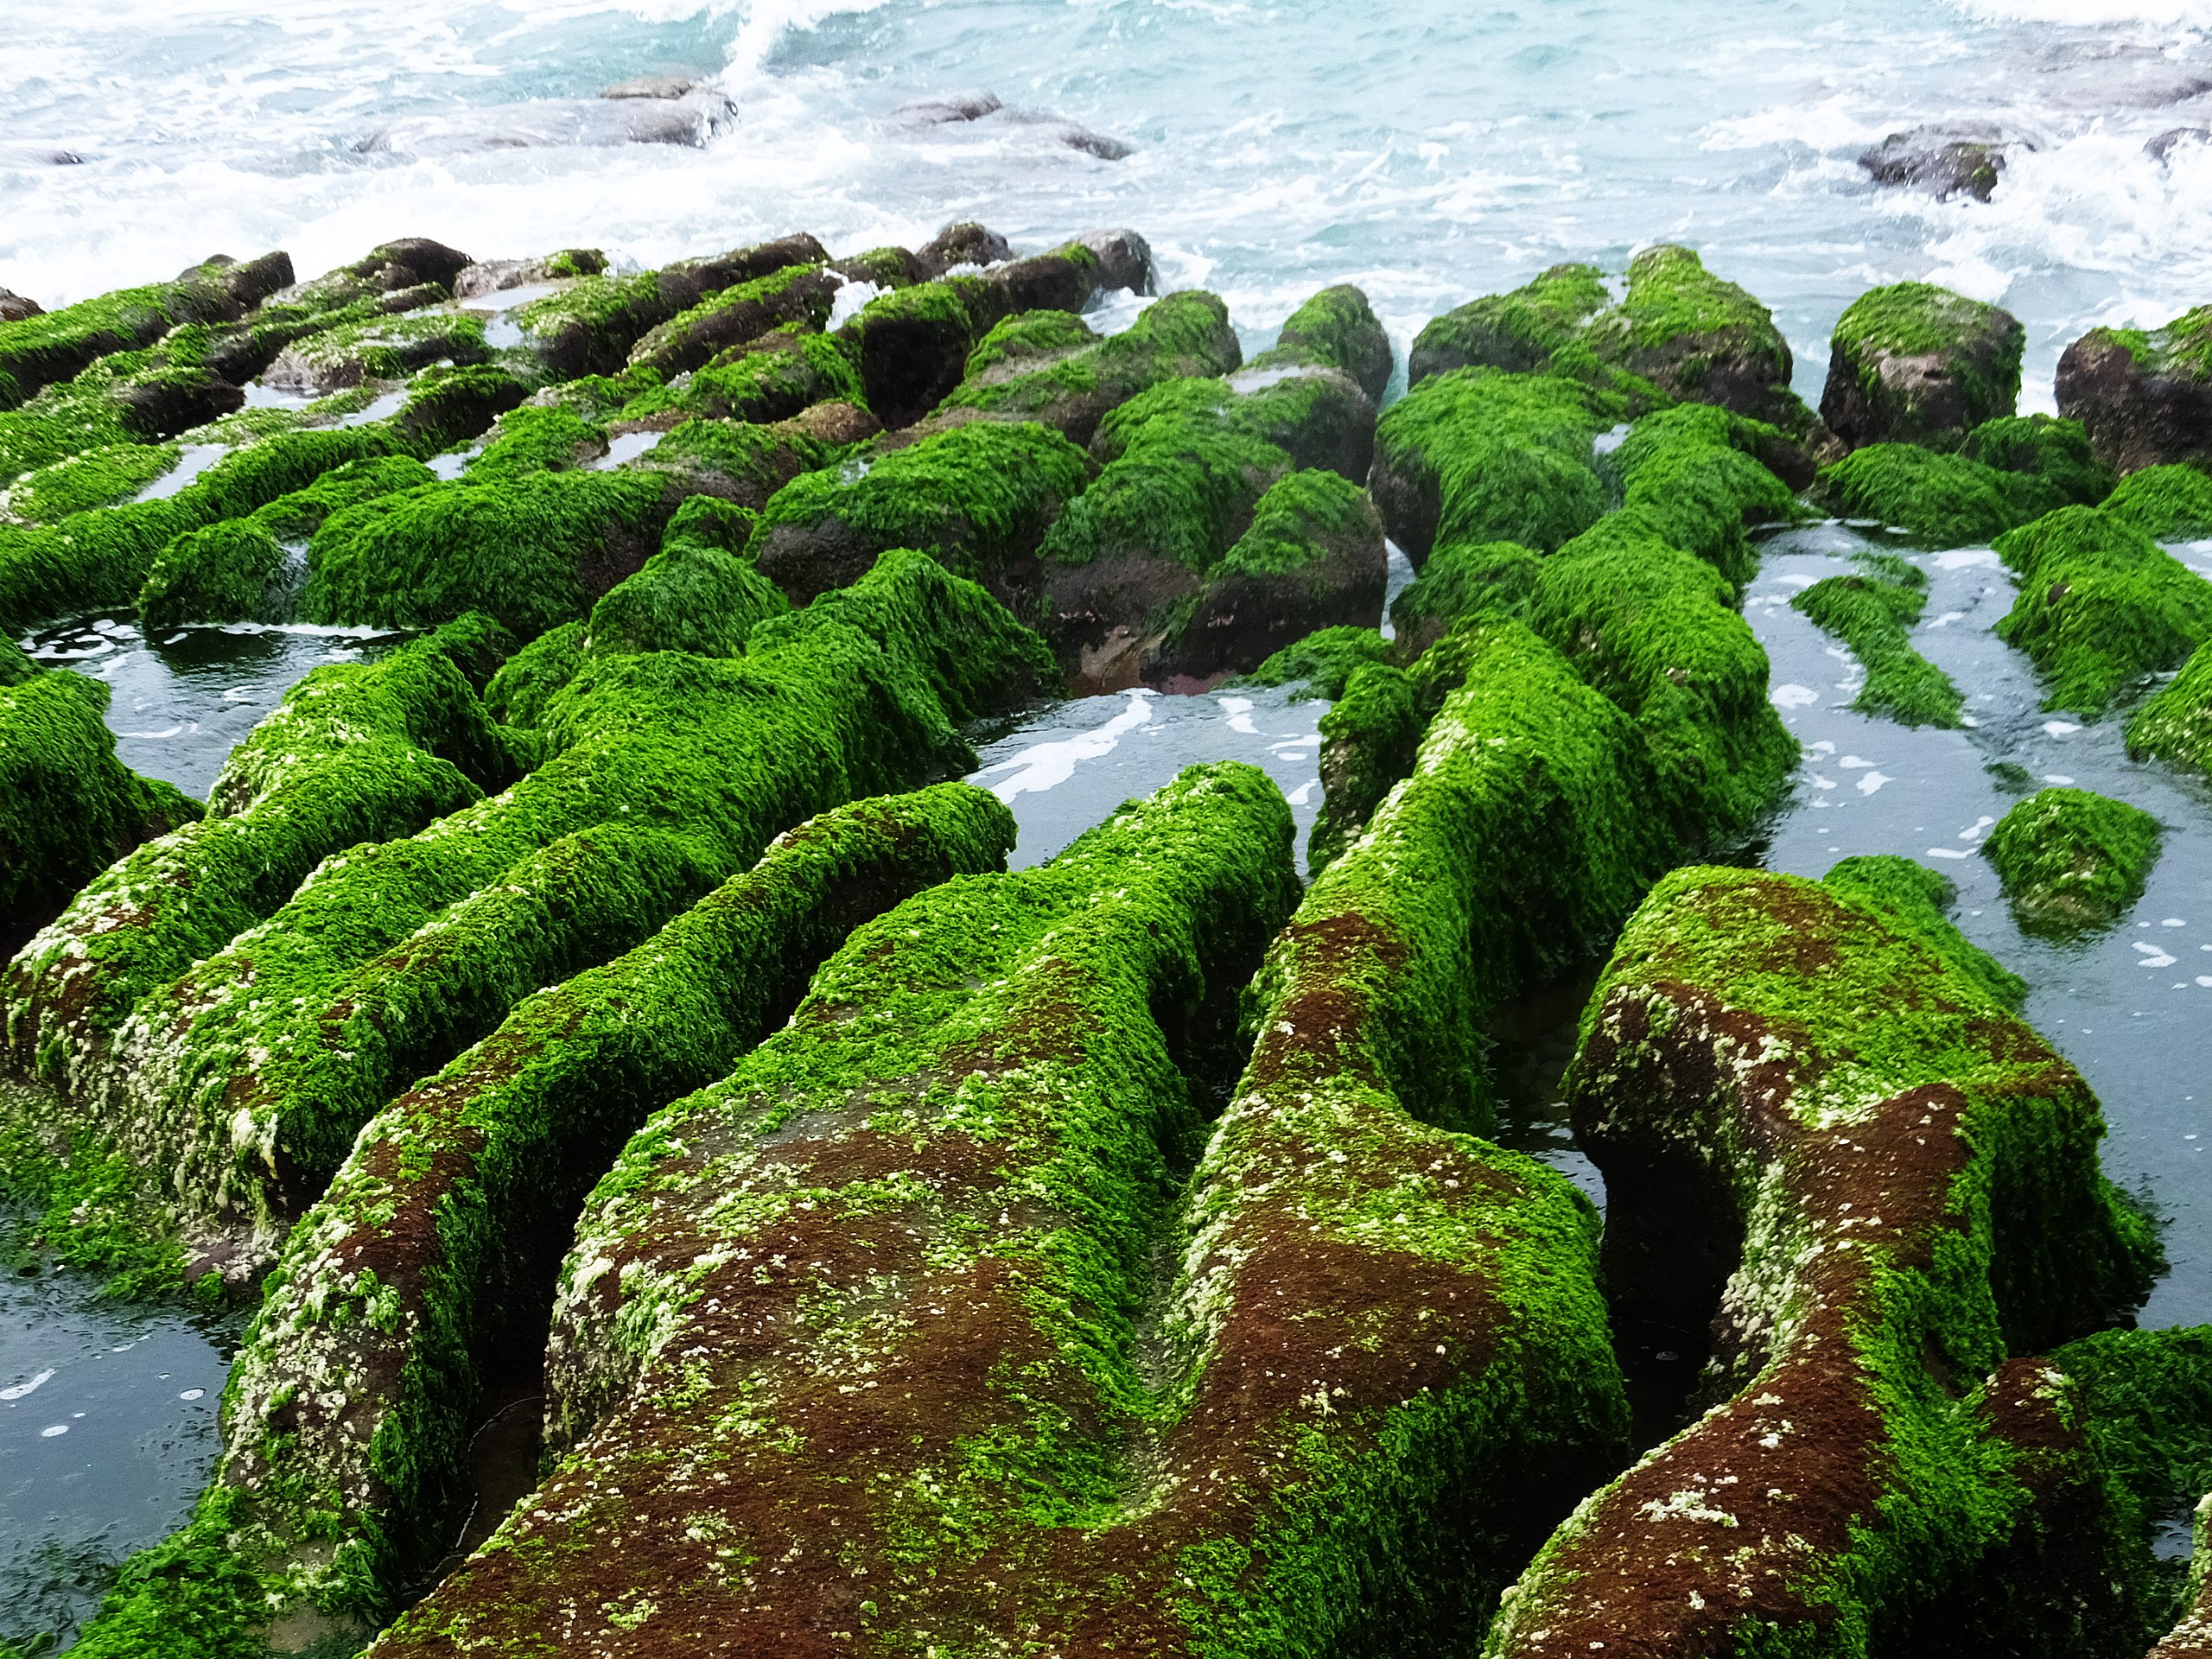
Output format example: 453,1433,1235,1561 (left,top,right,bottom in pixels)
7,0,2212,403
